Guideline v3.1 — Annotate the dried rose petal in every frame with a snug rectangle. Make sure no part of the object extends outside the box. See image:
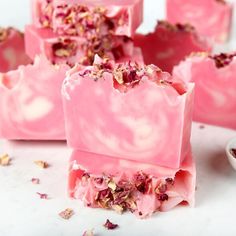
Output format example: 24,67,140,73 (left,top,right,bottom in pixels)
0,153,11,166
34,160,49,169
108,180,117,191
37,192,48,199
0,28,9,42
230,148,236,158
199,125,205,129
104,219,118,230
157,183,167,193
157,193,169,201
52,39,77,58
112,204,124,214
31,178,40,184
59,208,74,220
165,178,174,185
82,229,94,236
159,20,194,32
210,52,236,68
